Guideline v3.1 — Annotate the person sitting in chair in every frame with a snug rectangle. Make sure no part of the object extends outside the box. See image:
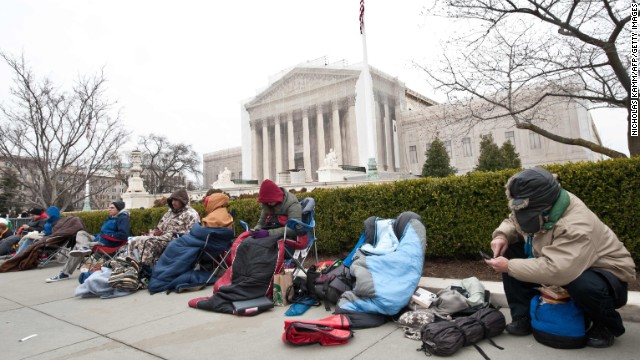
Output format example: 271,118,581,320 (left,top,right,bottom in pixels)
0,207,47,256
46,201,130,282
188,180,302,313
251,179,302,242
129,189,200,267
15,206,61,255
